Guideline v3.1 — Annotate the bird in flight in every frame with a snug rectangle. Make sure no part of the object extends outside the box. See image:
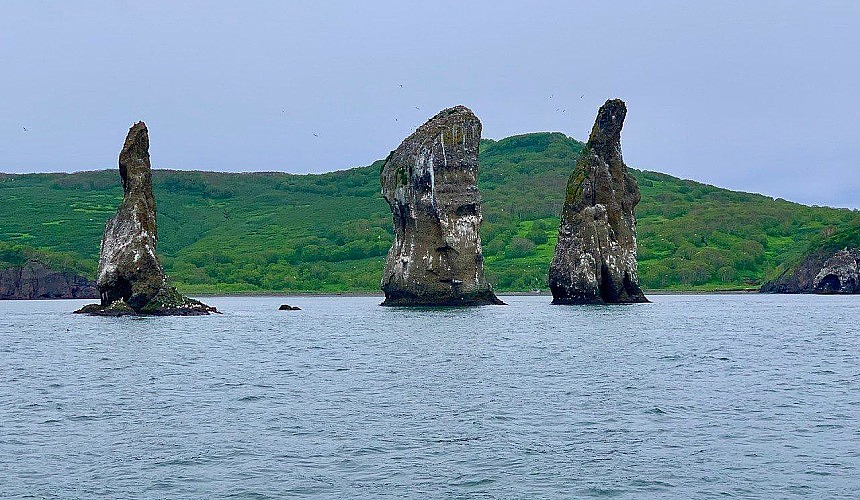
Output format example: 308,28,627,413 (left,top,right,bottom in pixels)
580,95,584,99
414,106,420,110
399,84,403,88
312,133,319,137
22,127,28,132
